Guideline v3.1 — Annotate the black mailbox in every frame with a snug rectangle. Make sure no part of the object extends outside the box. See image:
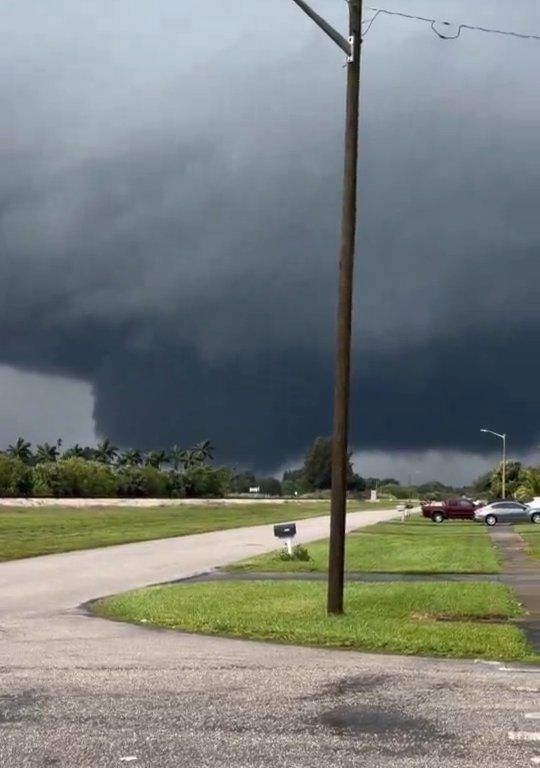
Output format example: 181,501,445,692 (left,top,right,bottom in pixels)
273,523,297,539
